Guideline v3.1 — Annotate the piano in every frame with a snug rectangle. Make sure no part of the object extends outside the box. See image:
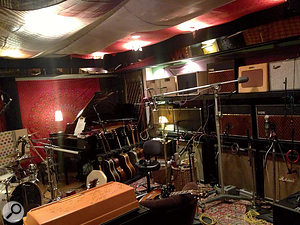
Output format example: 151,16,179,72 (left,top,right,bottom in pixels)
49,91,138,184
